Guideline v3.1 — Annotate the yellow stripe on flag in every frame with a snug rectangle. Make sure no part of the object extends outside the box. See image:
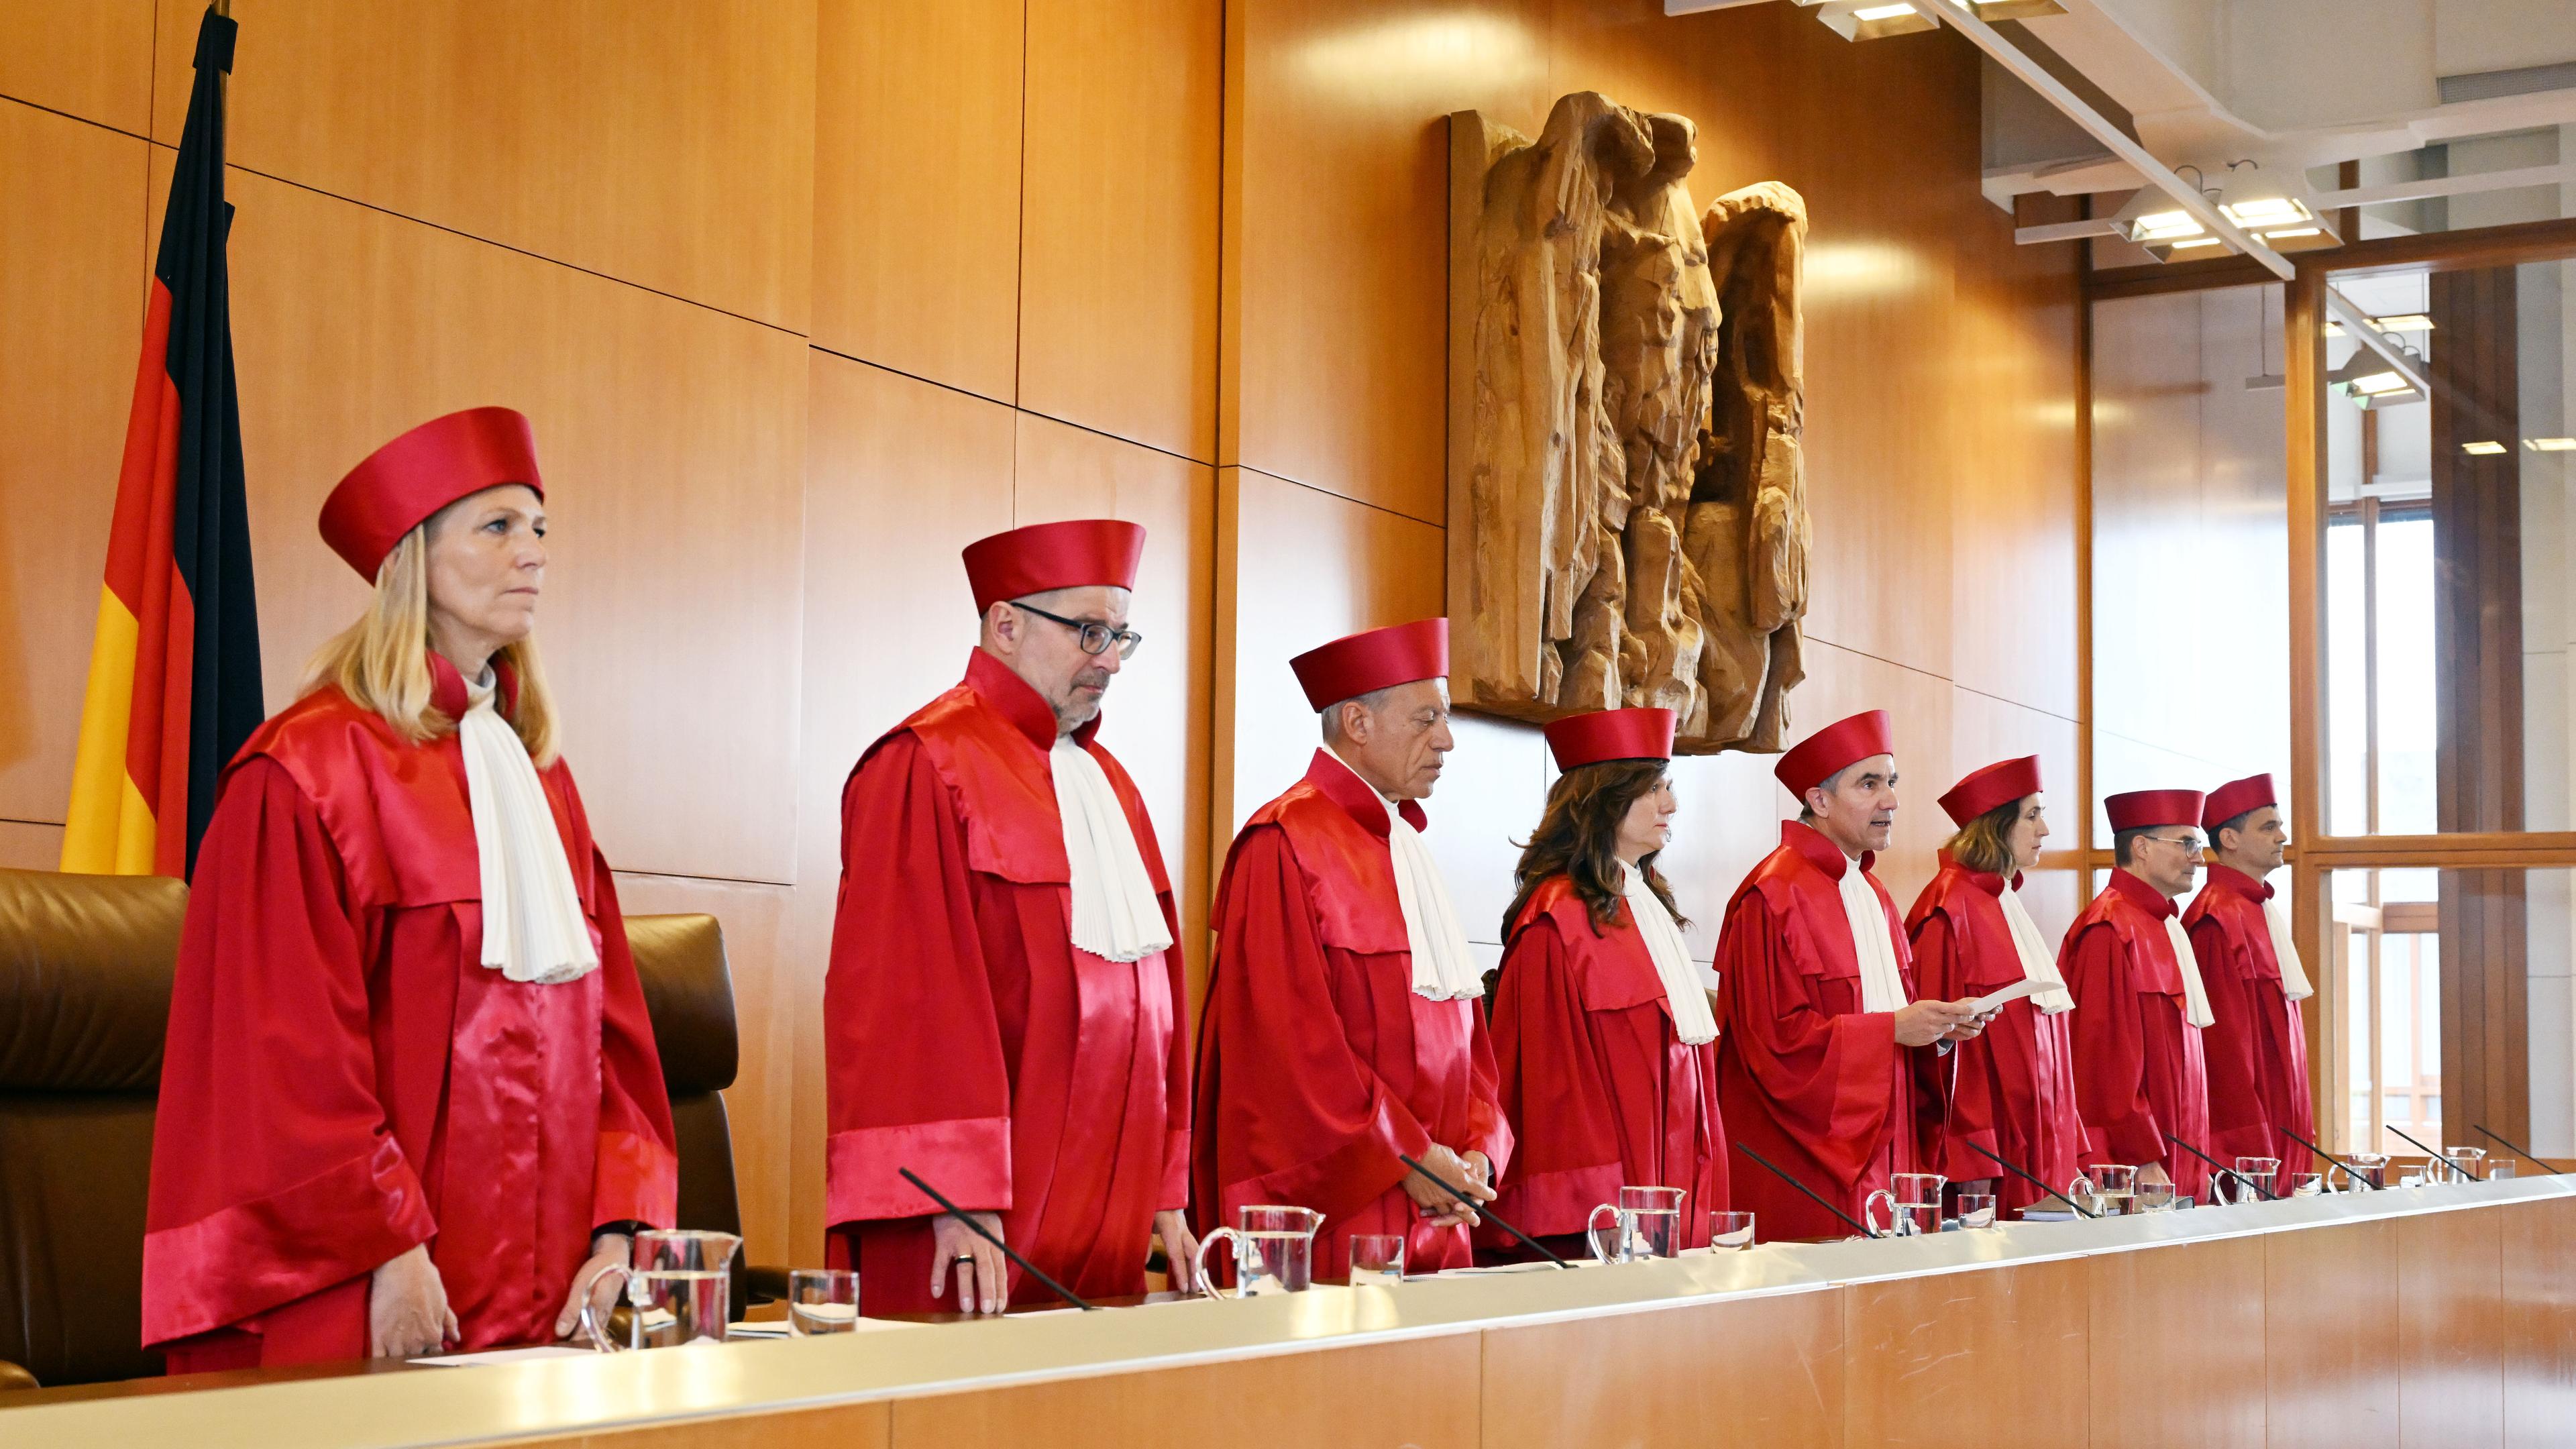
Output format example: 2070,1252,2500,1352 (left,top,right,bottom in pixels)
60,584,157,875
